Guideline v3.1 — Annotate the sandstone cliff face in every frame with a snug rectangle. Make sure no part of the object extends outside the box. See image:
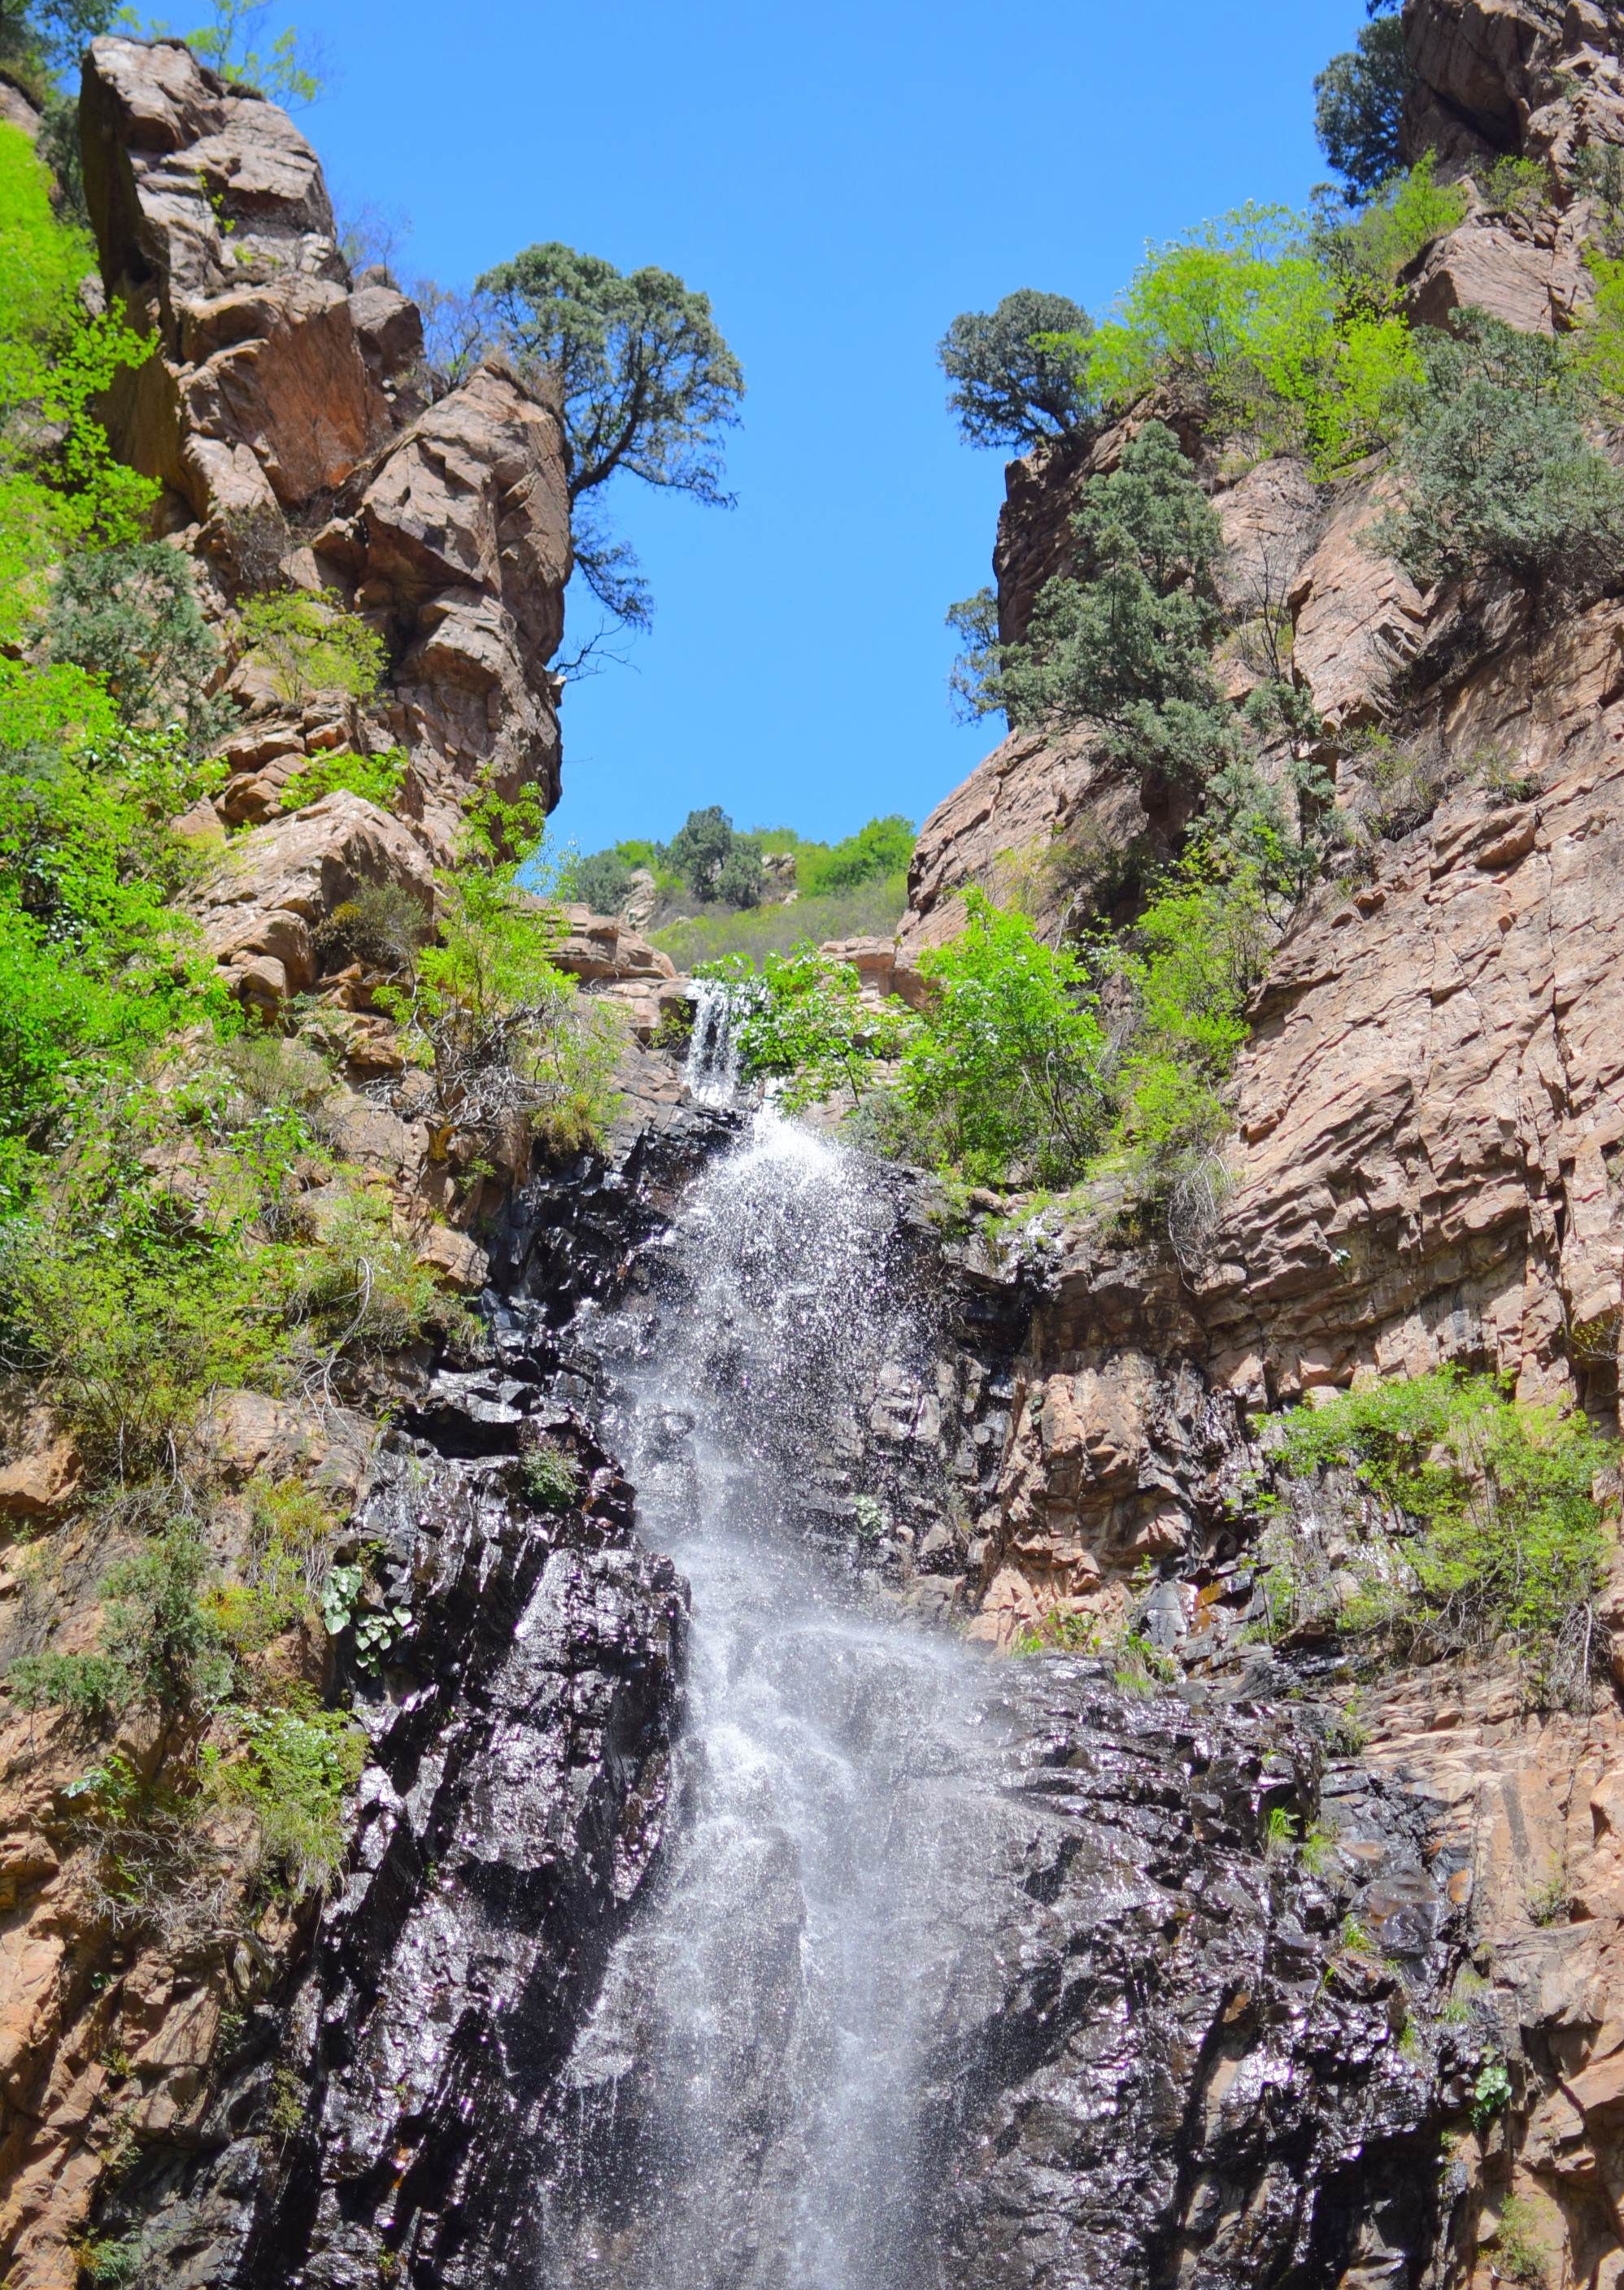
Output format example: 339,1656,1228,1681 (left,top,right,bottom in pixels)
894,7,1624,2280
81,34,570,879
